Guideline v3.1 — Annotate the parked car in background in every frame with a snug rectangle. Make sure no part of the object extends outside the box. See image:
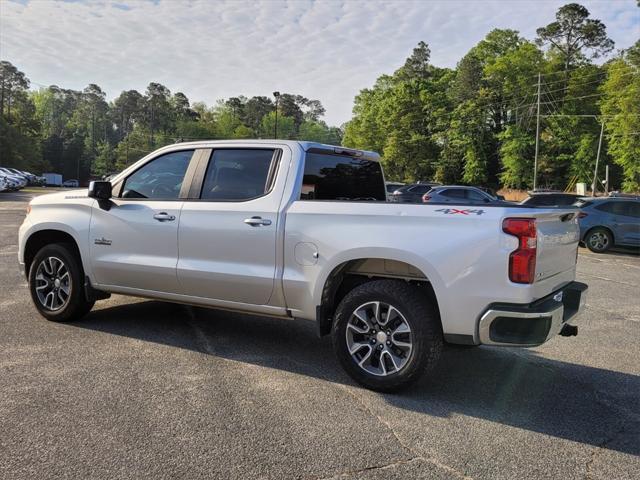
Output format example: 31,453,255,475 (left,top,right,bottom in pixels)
609,191,640,199
422,185,507,205
520,191,583,207
388,182,439,203
0,173,21,191
6,168,37,185
62,179,80,188
576,197,640,253
385,181,405,194
1,168,29,185
0,168,27,189
0,175,8,192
